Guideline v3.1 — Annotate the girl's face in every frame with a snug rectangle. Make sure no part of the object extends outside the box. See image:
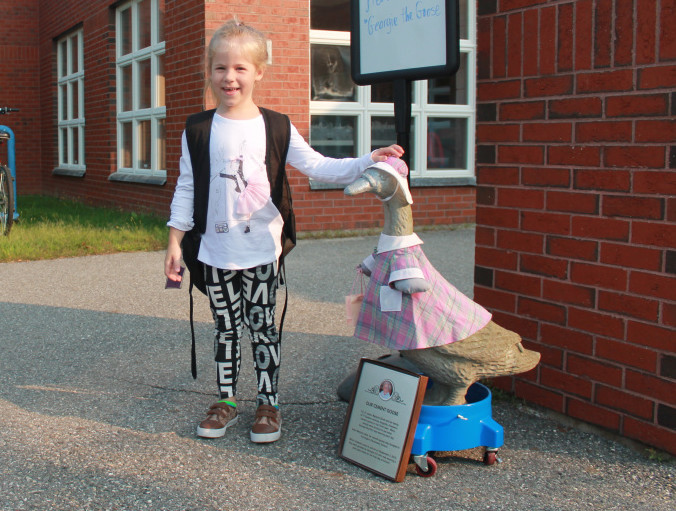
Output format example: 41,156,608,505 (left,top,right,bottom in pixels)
210,37,264,118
